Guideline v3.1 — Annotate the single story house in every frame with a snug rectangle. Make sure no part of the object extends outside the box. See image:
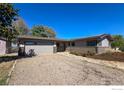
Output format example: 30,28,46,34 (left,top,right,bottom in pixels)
17,34,113,55
0,37,11,55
